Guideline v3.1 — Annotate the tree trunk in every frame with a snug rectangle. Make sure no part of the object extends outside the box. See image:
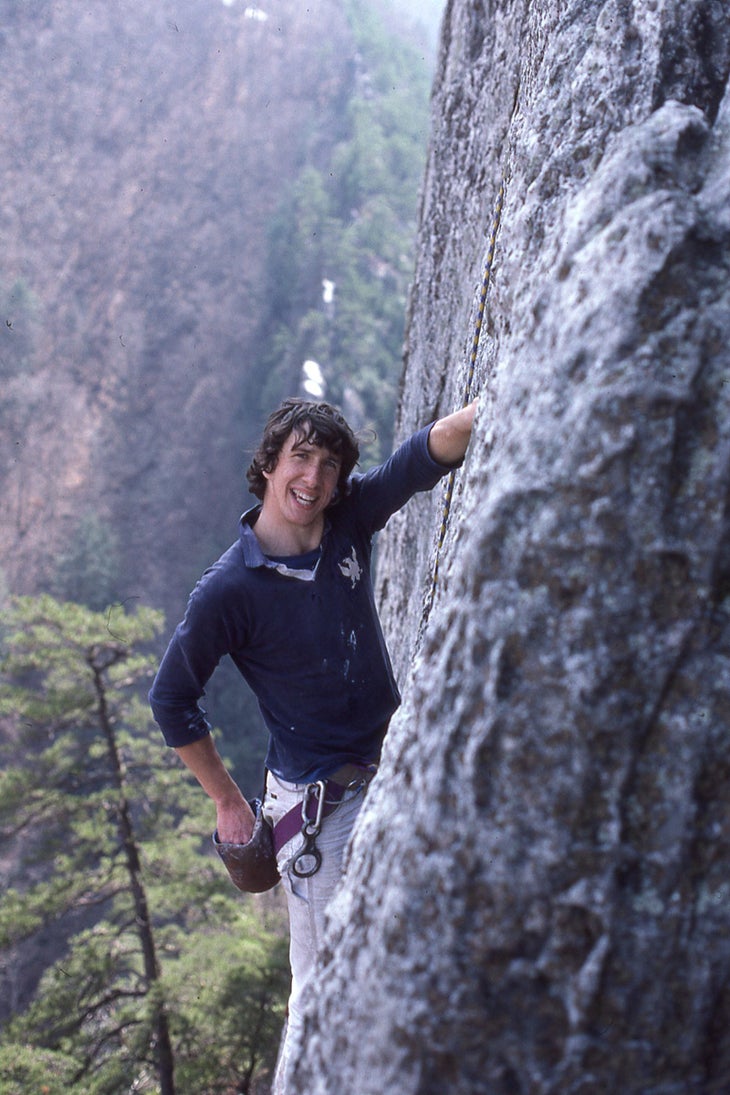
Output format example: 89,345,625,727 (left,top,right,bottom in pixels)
91,652,177,1095
291,1,730,1092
